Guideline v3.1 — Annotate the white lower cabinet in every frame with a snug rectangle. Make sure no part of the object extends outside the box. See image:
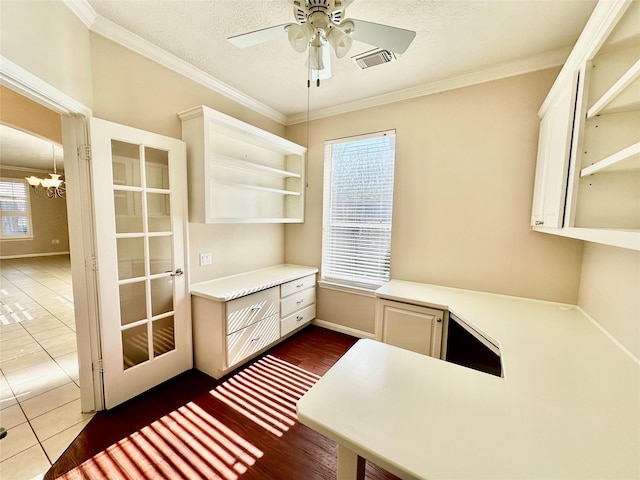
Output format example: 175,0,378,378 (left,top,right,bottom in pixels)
280,273,317,336
281,304,316,337
226,315,280,367
191,265,317,379
375,299,444,358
